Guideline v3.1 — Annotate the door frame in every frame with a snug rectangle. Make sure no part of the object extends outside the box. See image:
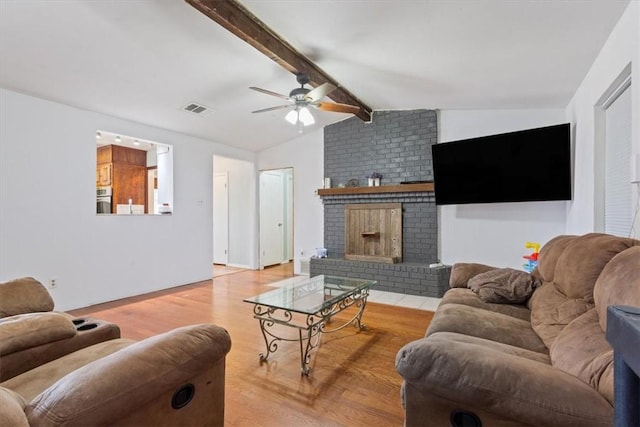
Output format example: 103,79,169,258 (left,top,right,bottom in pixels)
213,172,229,265
258,167,294,269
